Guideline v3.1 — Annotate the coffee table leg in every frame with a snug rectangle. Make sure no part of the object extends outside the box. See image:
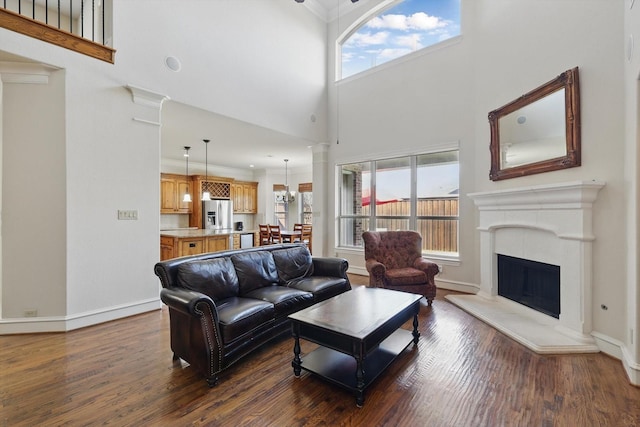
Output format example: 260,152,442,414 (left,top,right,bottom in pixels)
356,357,365,407
292,334,302,377
412,314,420,345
